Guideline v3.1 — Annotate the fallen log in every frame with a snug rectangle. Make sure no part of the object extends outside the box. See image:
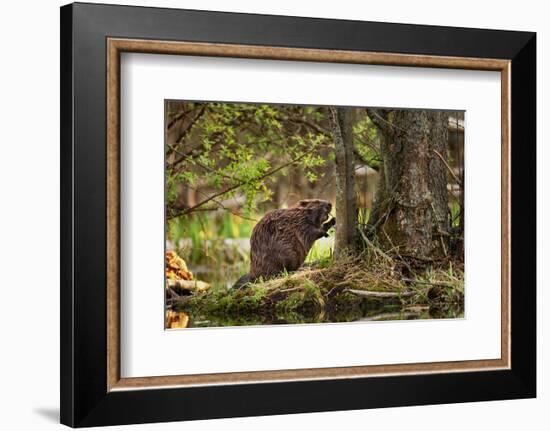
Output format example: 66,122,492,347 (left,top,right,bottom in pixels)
345,289,415,299
167,279,211,293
